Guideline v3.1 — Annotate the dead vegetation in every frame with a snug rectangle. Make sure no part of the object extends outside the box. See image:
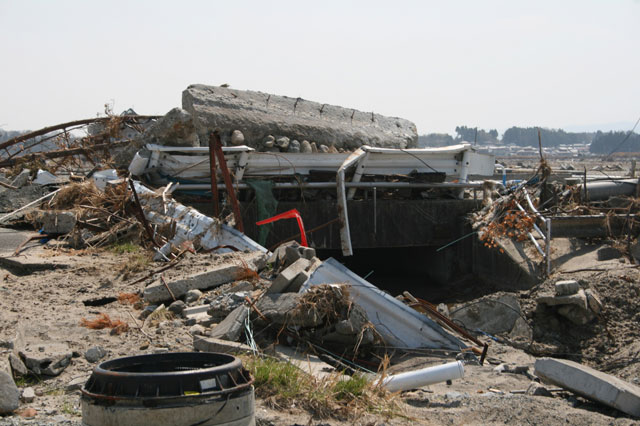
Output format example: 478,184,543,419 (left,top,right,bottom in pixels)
80,313,129,335
242,354,403,420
